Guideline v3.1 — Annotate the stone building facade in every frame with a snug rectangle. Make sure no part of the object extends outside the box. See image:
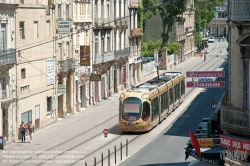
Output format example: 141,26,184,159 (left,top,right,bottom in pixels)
220,0,250,164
